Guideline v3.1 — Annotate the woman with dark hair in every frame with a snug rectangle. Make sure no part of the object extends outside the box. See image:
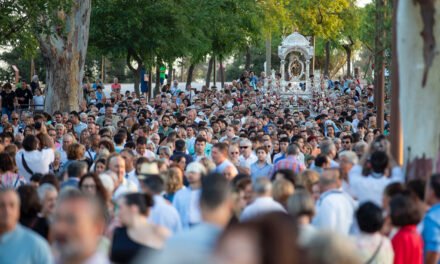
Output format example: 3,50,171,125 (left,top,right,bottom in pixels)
390,194,423,264
214,212,298,264
15,134,55,181
354,202,394,263
110,192,170,263
79,173,108,203
99,139,116,154
93,158,107,175
17,185,41,229
0,152,25,188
